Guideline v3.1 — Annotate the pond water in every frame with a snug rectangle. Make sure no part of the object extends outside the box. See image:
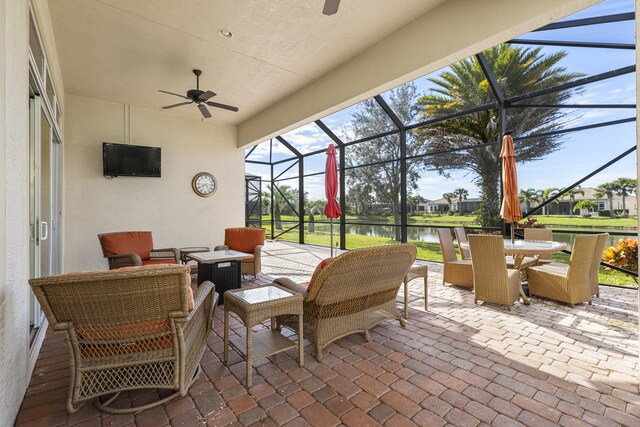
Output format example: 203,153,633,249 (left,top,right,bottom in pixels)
308,223,636,249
